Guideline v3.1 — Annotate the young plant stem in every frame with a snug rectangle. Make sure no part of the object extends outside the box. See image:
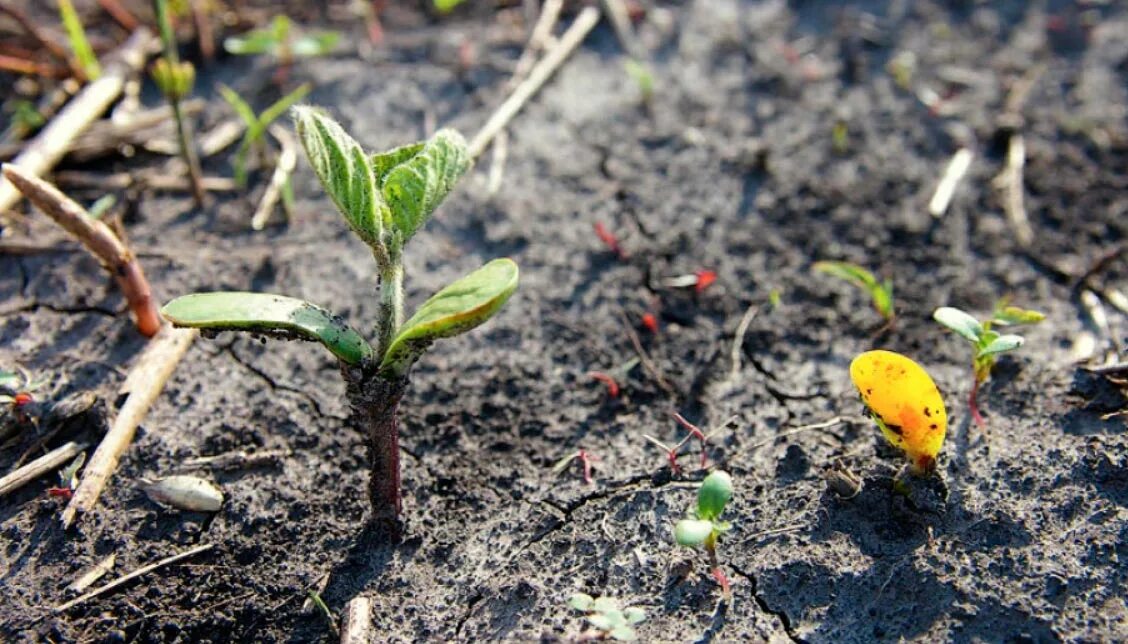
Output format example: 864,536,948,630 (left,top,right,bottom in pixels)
705,537,731,600
968,376,985,428
171,97,206,207
152,0,205,207
377,261,404,355
344,368,407,530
